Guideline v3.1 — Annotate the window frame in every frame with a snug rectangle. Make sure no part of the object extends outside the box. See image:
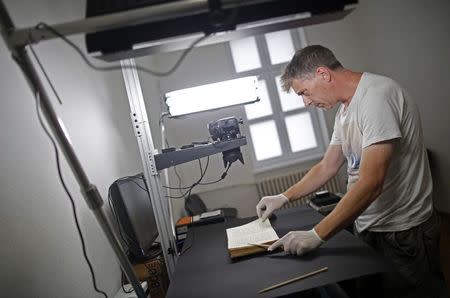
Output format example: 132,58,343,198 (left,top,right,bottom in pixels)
226,28,330,173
